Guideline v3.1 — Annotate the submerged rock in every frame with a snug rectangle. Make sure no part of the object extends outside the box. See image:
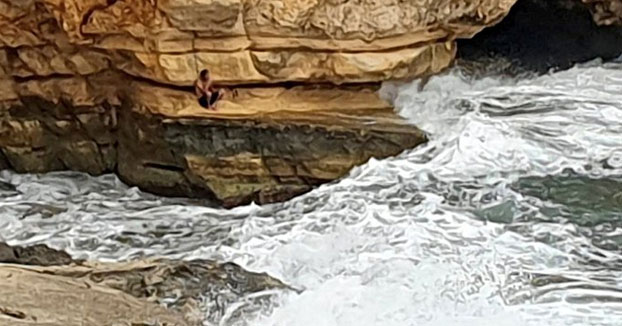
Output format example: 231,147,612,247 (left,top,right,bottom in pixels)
0,243,294,326
513,174,622,227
